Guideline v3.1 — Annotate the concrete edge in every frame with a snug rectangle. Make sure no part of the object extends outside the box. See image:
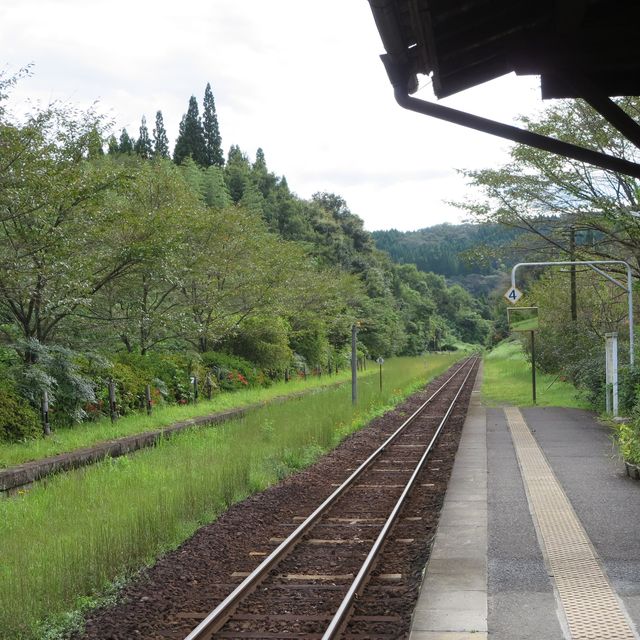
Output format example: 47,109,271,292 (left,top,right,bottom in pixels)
409,362,488,639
